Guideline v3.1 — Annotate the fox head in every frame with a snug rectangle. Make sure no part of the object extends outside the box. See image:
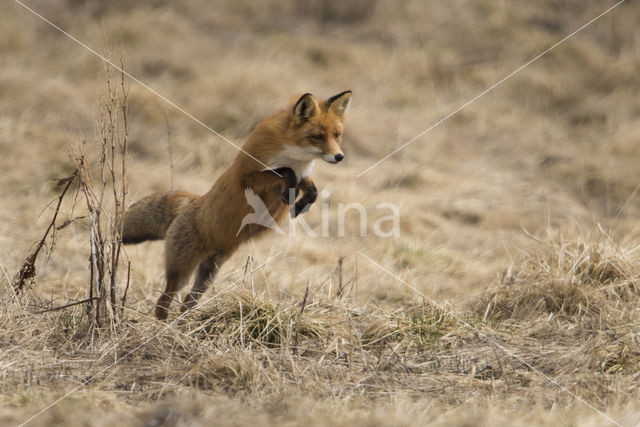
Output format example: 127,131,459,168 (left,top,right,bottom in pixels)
288,91,352,164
